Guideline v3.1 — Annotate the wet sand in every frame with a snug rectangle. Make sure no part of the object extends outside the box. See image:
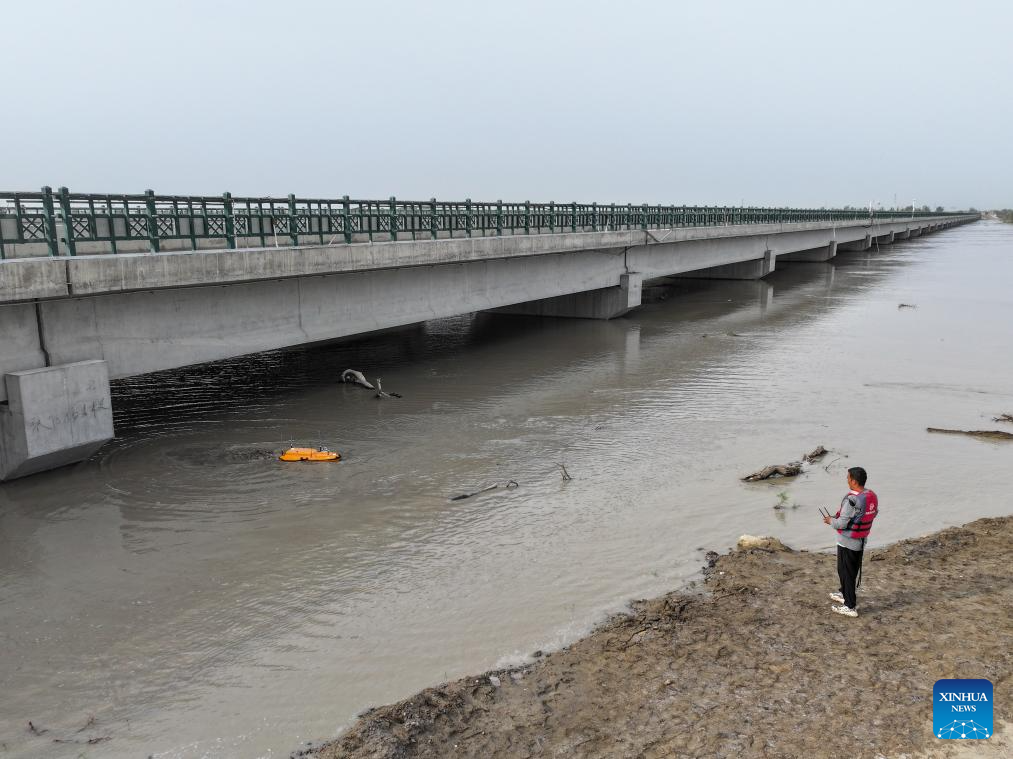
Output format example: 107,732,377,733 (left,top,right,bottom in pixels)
305,515,1013,759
